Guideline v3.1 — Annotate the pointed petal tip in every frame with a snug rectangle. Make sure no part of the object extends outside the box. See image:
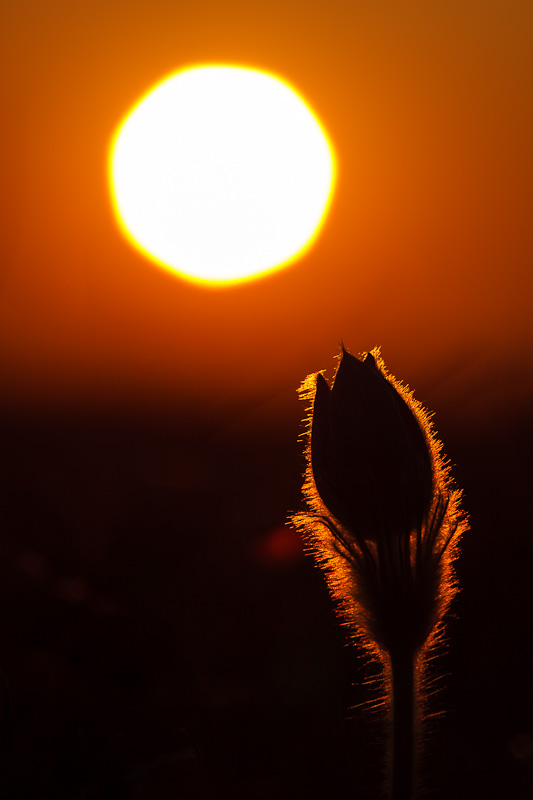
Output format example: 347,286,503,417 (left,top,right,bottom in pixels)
315,371,330,393
340,345,382,370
